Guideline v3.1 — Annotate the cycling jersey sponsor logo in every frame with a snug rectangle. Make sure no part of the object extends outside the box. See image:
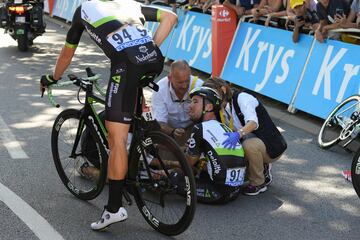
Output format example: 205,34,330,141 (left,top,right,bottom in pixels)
108,82,114,107
123,117,132,122
135,49,158,63
206,129,219,145
115,36,152,51
112,83,119,94
85,25,102,45
207,150,221,175
81,10,90,22
187,133,196,149
139,45,148,53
